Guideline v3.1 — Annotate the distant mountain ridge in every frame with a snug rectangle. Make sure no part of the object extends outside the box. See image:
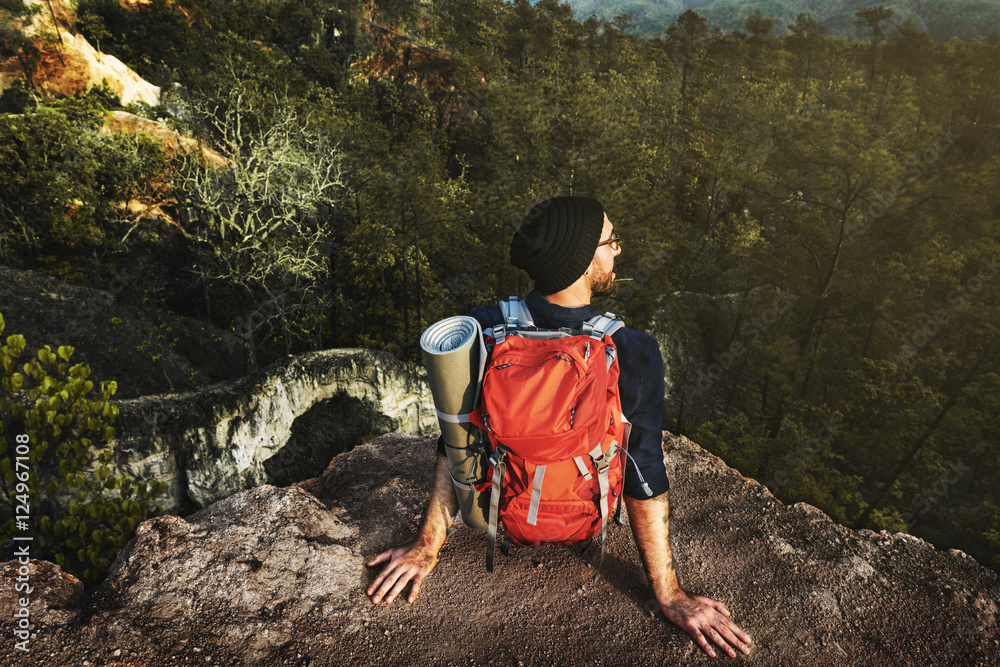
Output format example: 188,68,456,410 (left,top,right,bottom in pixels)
566,0,1000,40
